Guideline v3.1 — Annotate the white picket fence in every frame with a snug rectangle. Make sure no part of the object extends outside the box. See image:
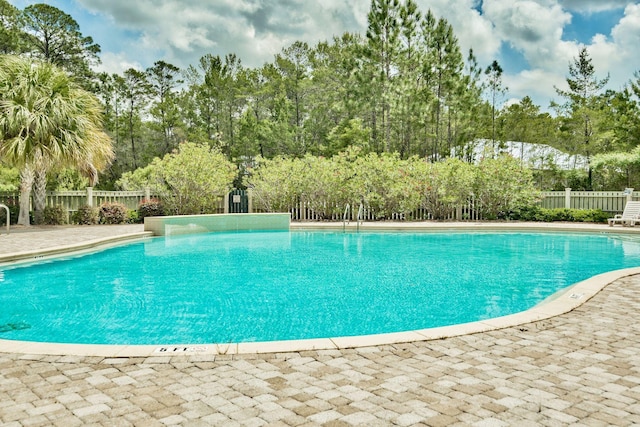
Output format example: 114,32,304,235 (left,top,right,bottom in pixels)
286,189,636,221
0,188,636,222
277,188,636,221
287,199,483,221
0,188,155,220
539,188,635,212
45,188,154,212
